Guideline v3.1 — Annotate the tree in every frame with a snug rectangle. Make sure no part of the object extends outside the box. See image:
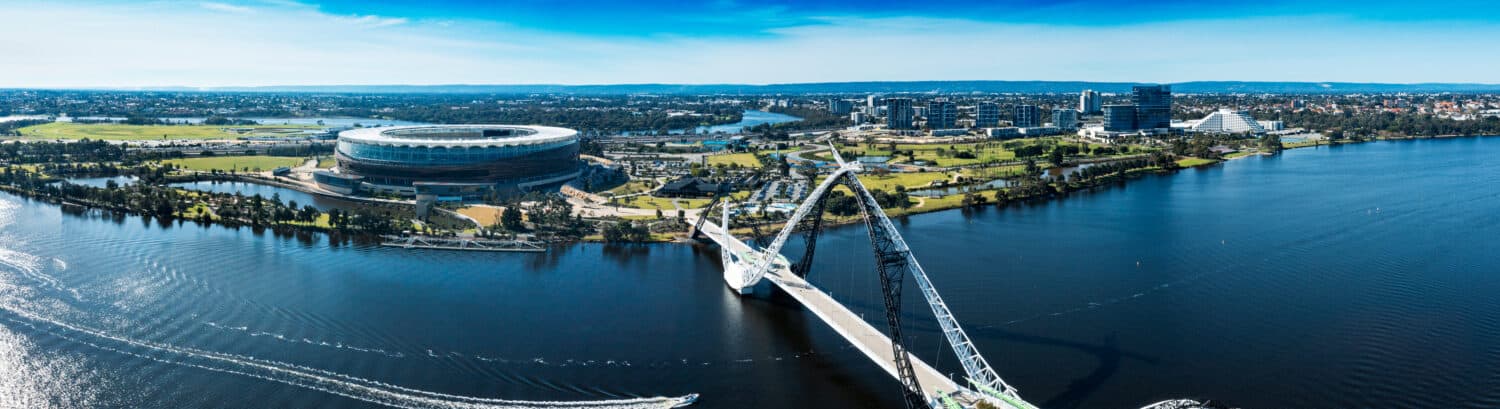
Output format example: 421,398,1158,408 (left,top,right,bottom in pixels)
1049,147,1066,165
1261,134,1283,154
501,206,524,231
